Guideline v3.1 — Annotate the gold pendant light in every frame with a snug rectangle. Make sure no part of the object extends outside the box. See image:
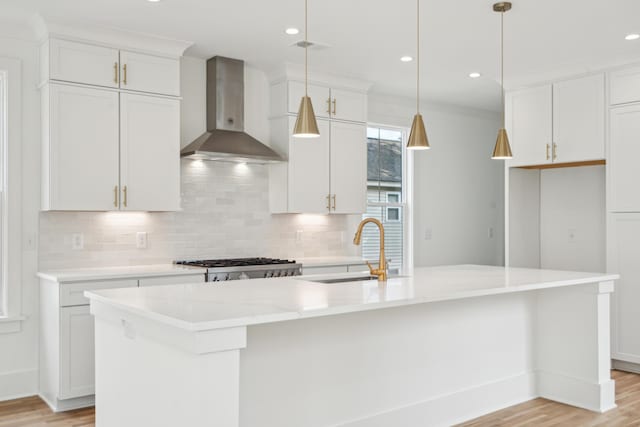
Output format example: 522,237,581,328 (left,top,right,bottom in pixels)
292,0,320,138
407,0,430,150
491,2,513,159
